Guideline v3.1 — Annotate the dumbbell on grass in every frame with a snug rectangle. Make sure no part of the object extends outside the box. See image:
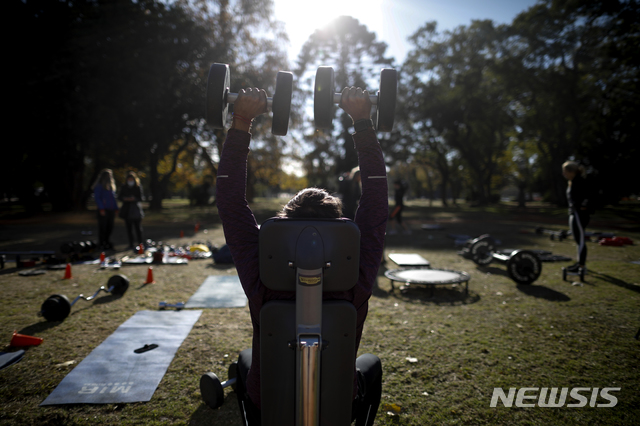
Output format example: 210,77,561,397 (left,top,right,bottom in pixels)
314,66,397,131
158,301,184,310
200,362,238,410
466,235,542,285
39,274,130,321
206,63,293,135
562,266,585,282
